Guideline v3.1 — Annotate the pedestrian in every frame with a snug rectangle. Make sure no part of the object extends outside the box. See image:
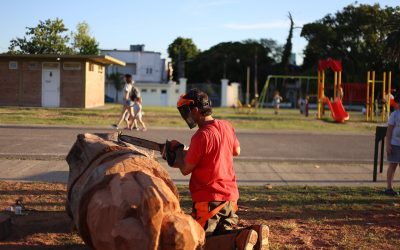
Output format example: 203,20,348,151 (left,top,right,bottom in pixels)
273,90,283,115
305,96,310,117
162,88,269,250
385,93,400,196
133,97,147,131
112,74,139,130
